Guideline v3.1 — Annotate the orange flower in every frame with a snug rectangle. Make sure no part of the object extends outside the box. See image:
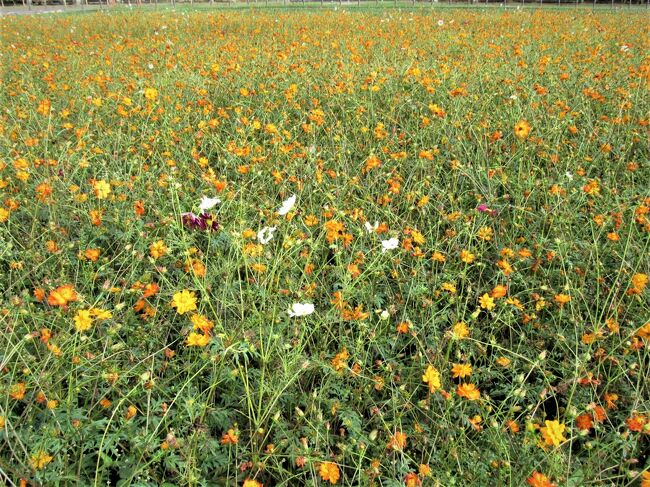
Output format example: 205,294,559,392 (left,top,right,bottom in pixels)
47,285,78,307
149,240,168,260
456,383,481,401
554,293,571,306
134,200,146,216
491,285,508,299
33,288,46,302
628,273,648,295
364,154,381,173
404,472,421,487
451,363,472,379
10,382,27,400
396,321,410,334
331,348,349,372
527,471,555,487
460,249,475,264
626,414,647,433
387,431,407,451
143,282,159,298
125,405,137,421
575,413,593,432
319,462,340,484
221,428,239,445
84,248,101,262
641,471,650,487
